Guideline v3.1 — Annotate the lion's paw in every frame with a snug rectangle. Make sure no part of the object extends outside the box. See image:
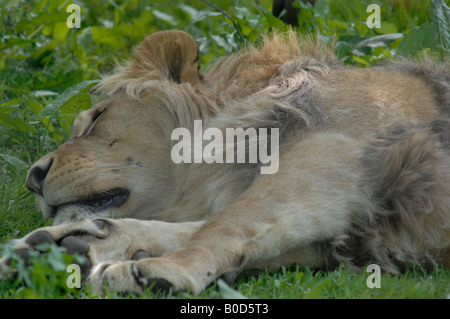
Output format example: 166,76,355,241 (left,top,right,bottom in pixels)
0,218,109,281
89,258,202,296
